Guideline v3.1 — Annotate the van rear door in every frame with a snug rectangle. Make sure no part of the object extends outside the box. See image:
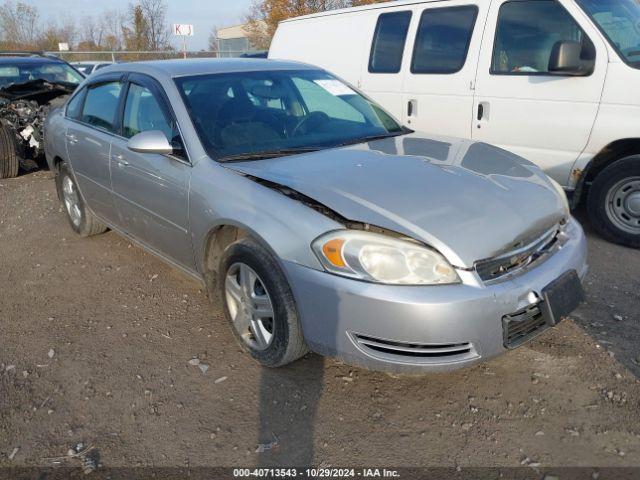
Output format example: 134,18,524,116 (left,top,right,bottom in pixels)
471,0,607,186
400,1,487,137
